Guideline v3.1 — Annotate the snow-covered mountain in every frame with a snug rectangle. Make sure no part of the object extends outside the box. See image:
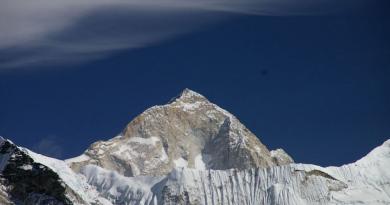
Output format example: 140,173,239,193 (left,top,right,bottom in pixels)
66,89,293,177
0,89,389,205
